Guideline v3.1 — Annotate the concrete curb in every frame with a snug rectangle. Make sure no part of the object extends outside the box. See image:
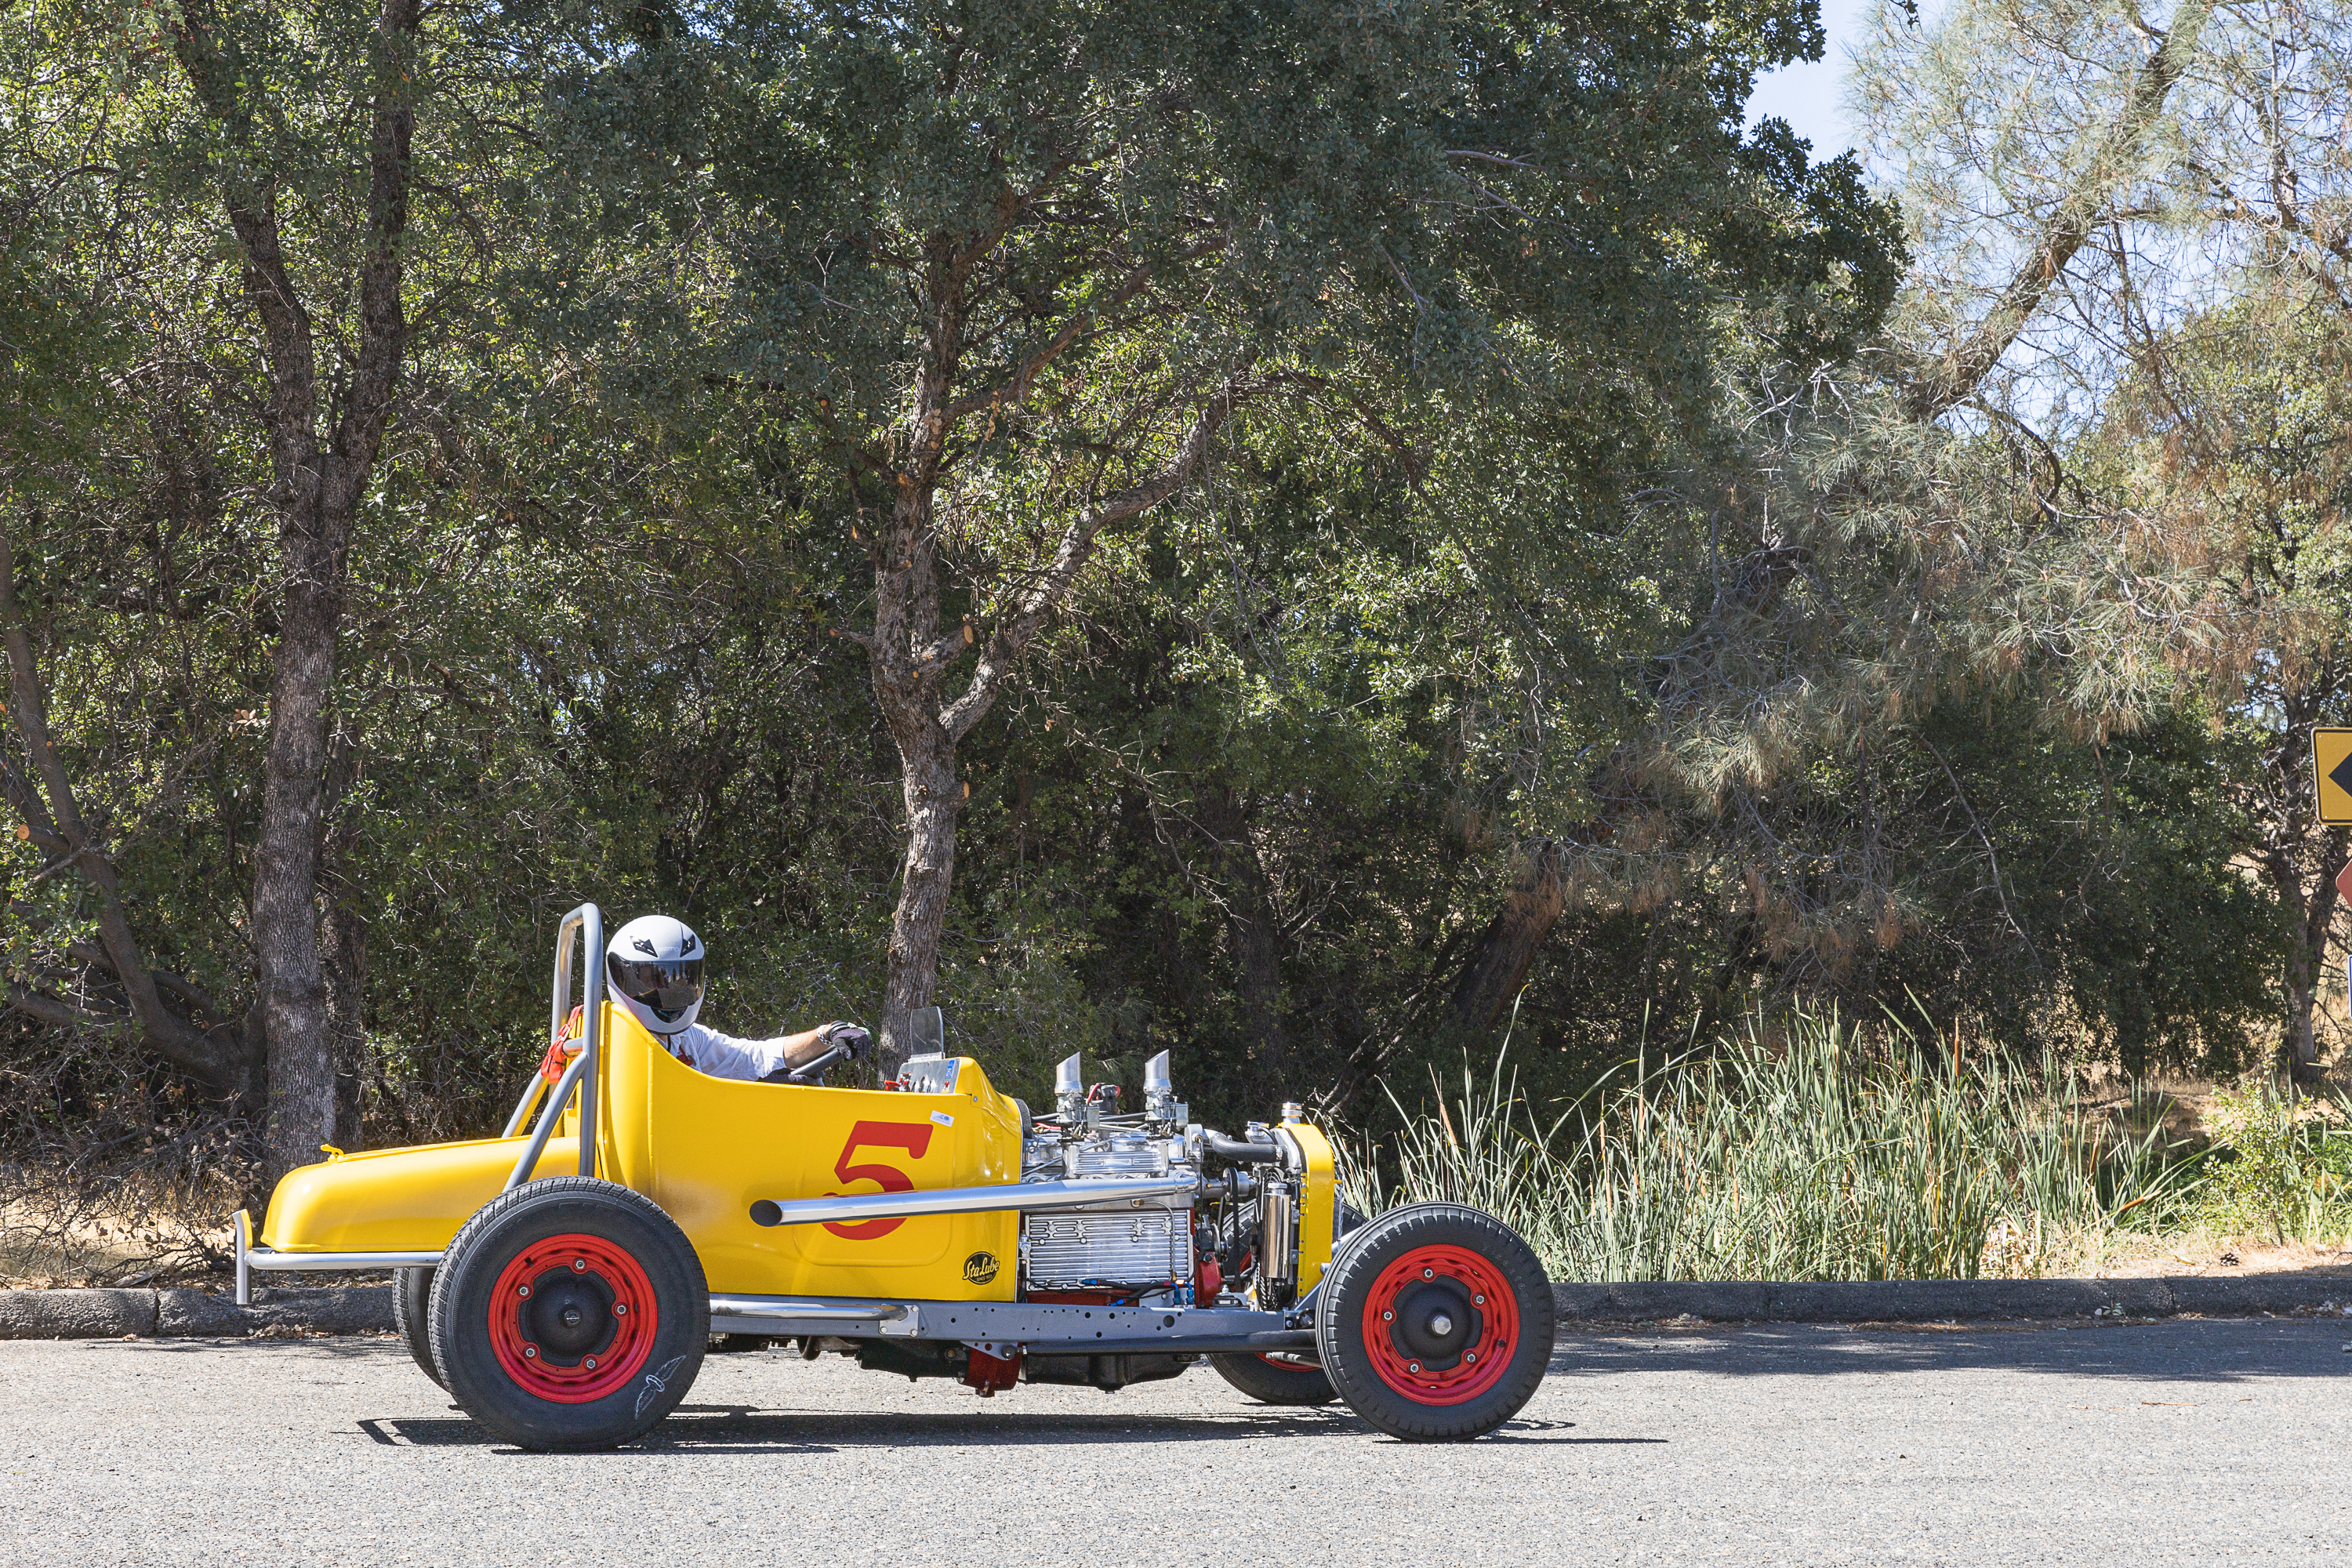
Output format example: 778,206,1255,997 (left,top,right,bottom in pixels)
5,1276,2348,1340
0,1286,394,1340
1552,1276,2352,1323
